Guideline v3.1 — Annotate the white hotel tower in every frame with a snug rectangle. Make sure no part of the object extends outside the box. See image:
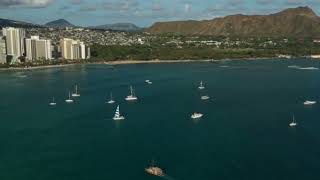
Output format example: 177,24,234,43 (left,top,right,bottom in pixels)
25,36,52,61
